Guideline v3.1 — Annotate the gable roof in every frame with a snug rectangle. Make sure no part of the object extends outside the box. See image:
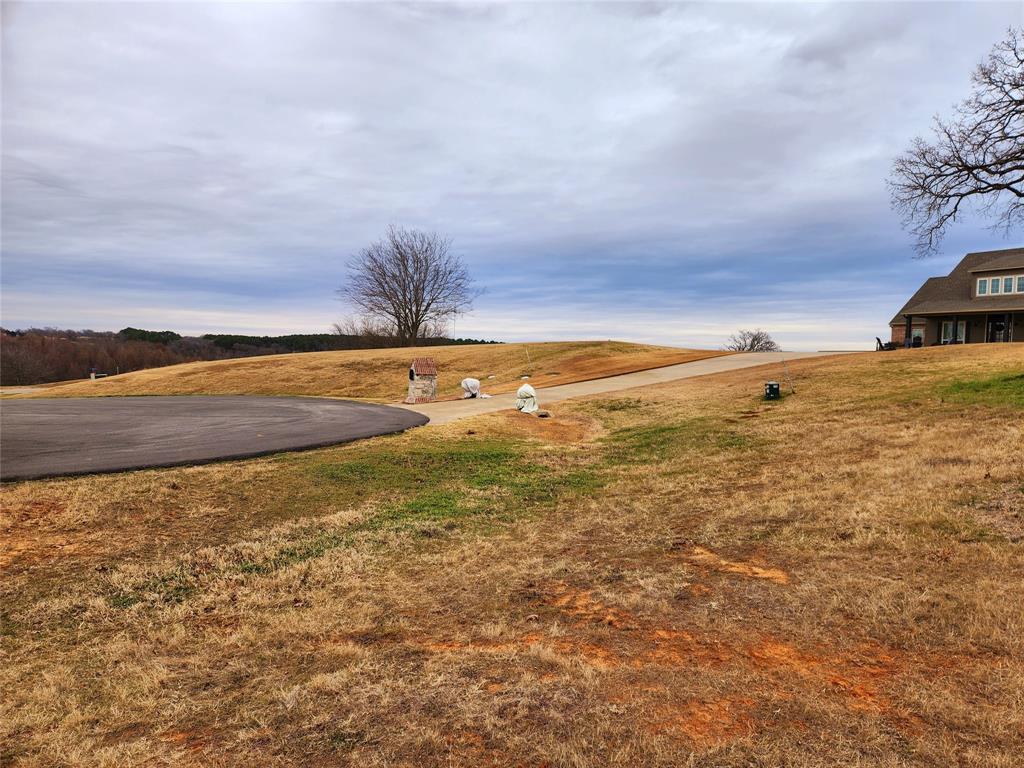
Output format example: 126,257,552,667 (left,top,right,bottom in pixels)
968,251,1024,272
889,247,1024,324
411,357,437,376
